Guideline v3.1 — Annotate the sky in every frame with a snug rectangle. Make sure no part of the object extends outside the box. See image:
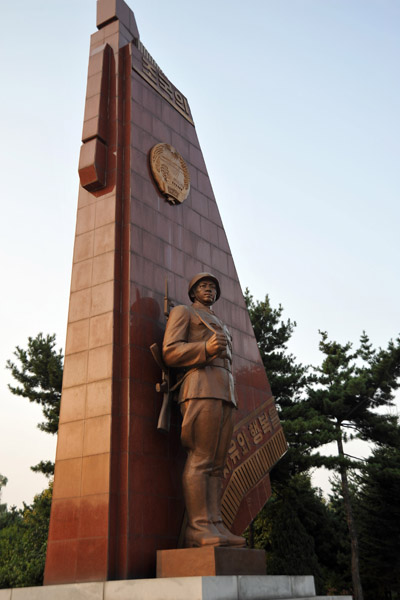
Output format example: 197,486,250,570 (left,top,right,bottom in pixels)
0,0,399,508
